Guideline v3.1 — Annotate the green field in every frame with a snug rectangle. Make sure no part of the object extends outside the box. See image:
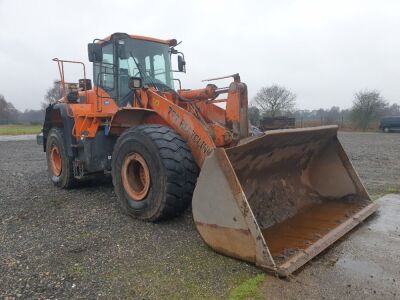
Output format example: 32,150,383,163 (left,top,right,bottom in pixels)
0,124,42,135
